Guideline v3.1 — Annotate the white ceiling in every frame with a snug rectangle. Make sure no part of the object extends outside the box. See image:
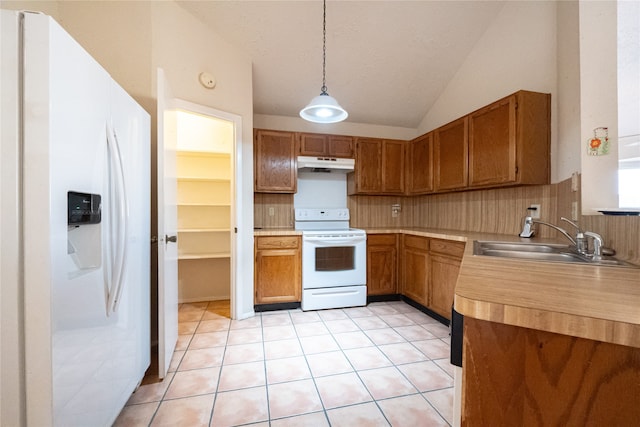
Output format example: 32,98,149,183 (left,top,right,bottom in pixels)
178,1,506,129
